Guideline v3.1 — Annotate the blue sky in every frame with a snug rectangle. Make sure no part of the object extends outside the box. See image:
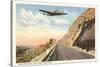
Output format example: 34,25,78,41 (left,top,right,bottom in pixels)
16,4,87,31
16,3,88,46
